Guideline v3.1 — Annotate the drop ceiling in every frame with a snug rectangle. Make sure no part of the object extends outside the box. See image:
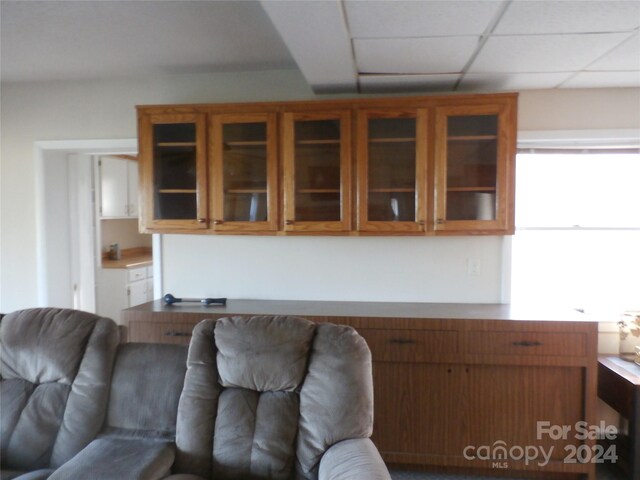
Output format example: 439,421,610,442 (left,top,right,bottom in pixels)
1,0,638,94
